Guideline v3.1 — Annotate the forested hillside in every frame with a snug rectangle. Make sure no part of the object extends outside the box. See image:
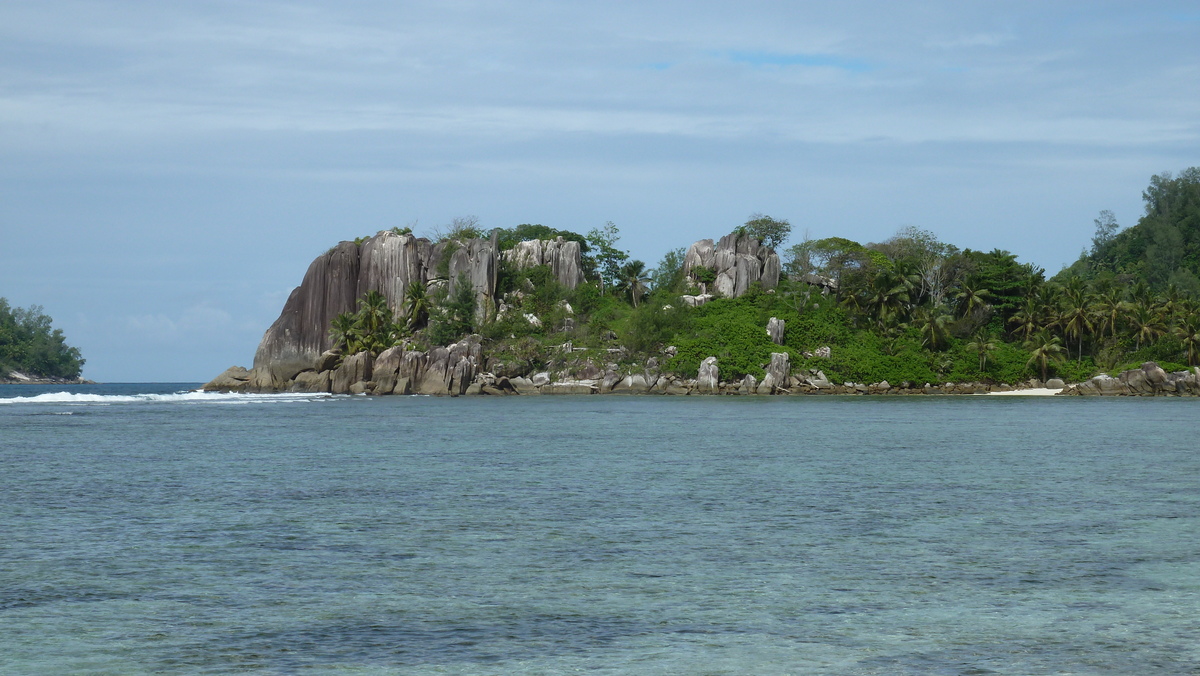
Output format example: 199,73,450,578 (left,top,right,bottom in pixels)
0,298,86,380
